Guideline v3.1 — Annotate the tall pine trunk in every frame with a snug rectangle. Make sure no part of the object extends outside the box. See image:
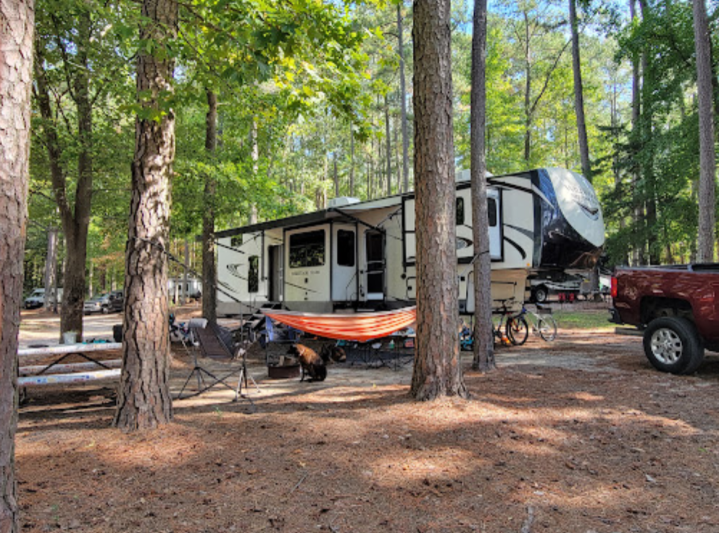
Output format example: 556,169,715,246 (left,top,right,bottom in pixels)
693,0,716,262
385,94,392,196
638,0,659,265
629,0,643,265
398,1,410,193
523,10,532,163
0,0,34,529
411,0,469,401
202,90,218,324
114,0,177,431
569,0,591,181
44,227,58,312
470,0,494,373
